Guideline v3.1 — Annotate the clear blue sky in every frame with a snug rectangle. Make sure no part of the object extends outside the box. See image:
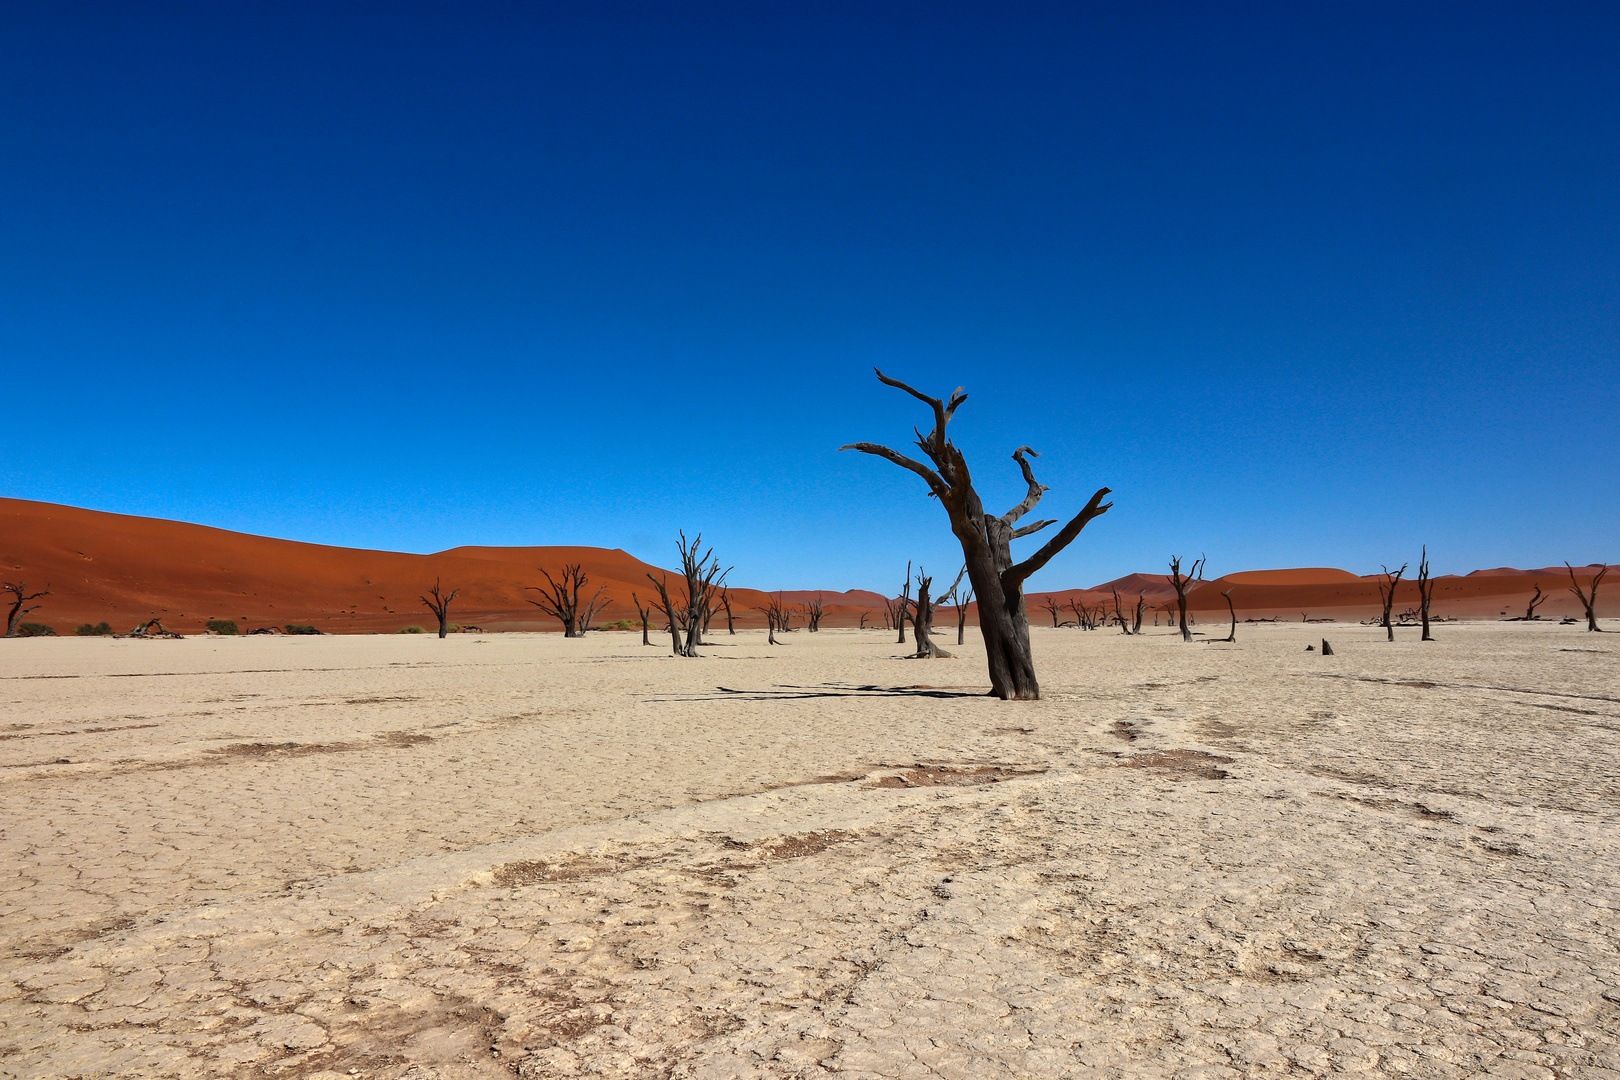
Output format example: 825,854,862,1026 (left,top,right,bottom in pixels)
3,2,1616,592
